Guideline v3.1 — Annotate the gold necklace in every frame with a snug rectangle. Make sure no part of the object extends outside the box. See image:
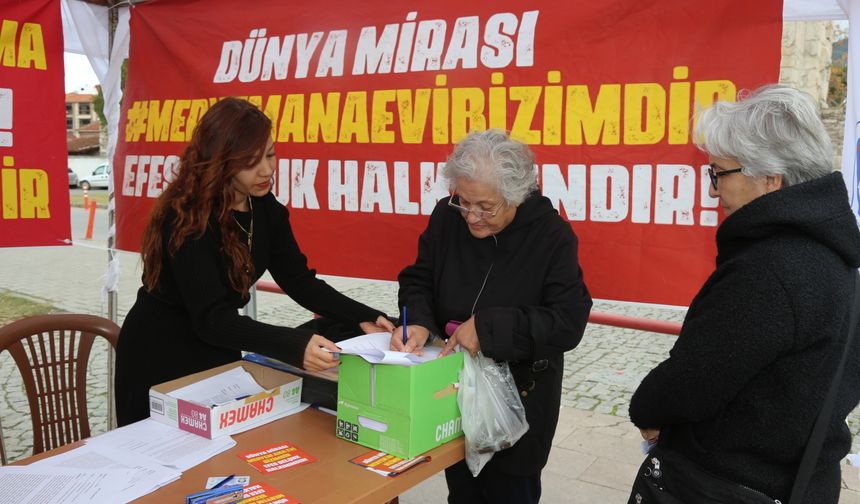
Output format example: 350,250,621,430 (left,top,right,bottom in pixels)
233,196,253,252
